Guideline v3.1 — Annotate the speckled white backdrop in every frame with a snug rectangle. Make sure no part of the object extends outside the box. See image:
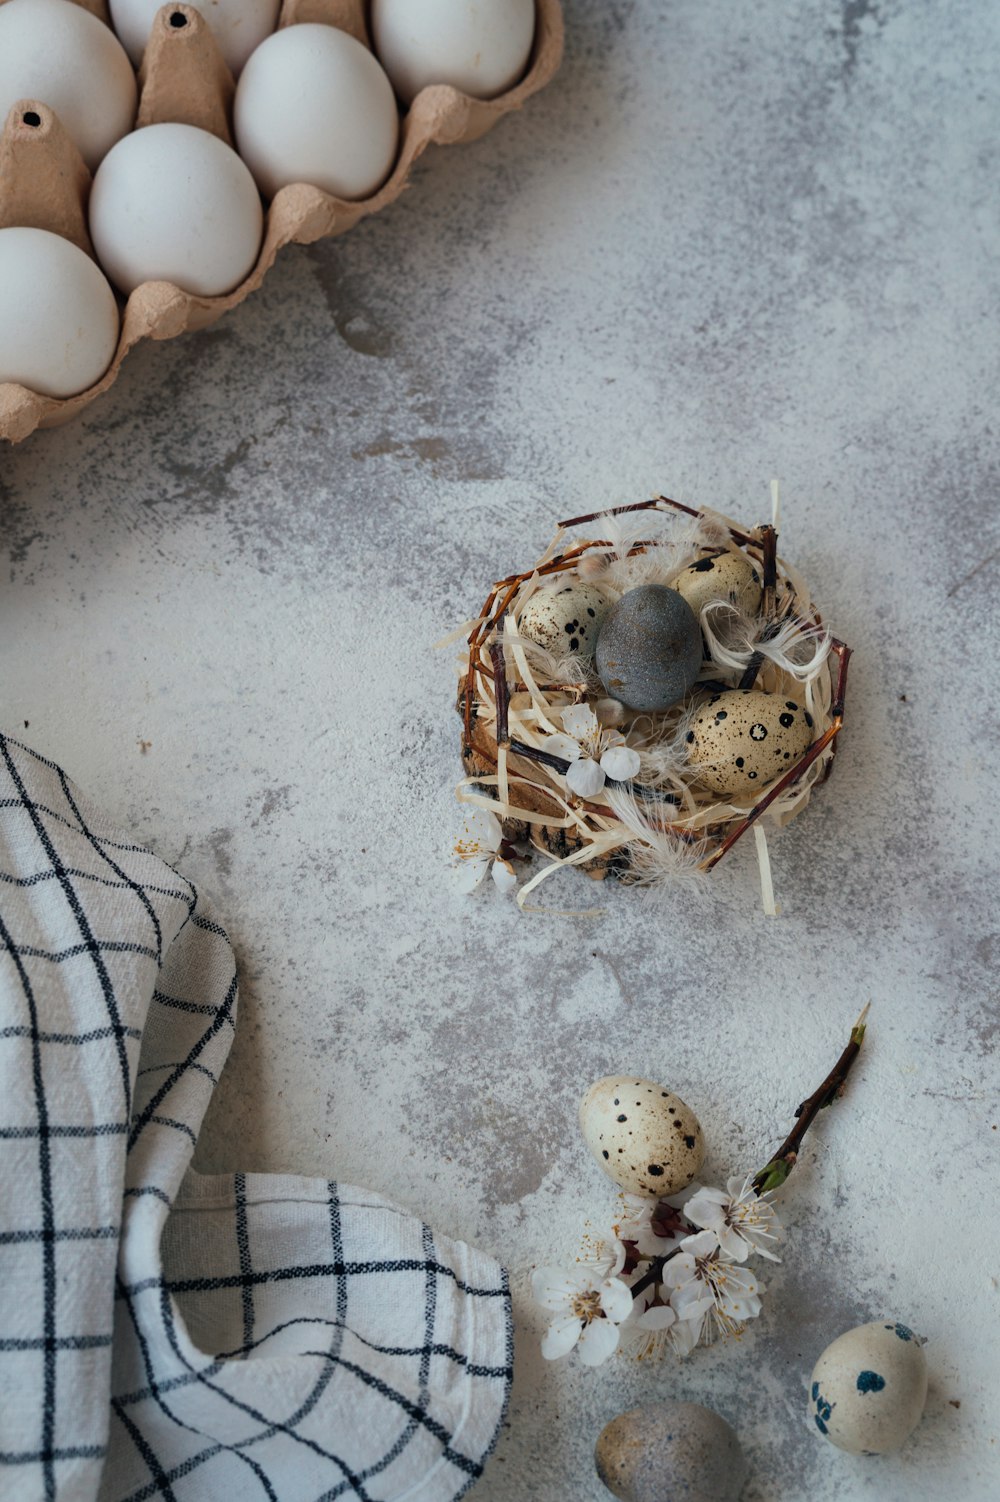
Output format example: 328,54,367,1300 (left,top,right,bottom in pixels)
3,1,999,1497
